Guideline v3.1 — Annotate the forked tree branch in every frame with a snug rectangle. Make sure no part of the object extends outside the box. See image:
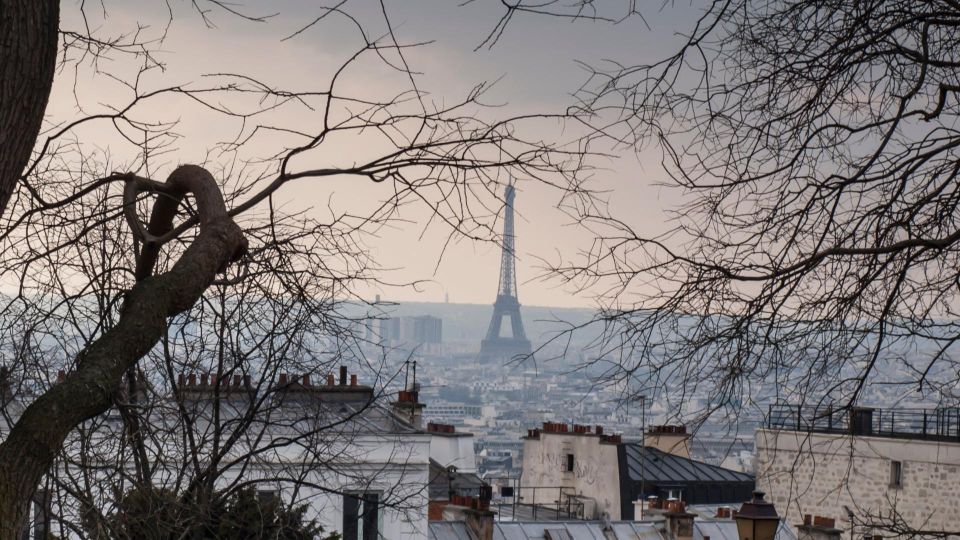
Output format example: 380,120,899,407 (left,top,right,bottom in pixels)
0,165,246,533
